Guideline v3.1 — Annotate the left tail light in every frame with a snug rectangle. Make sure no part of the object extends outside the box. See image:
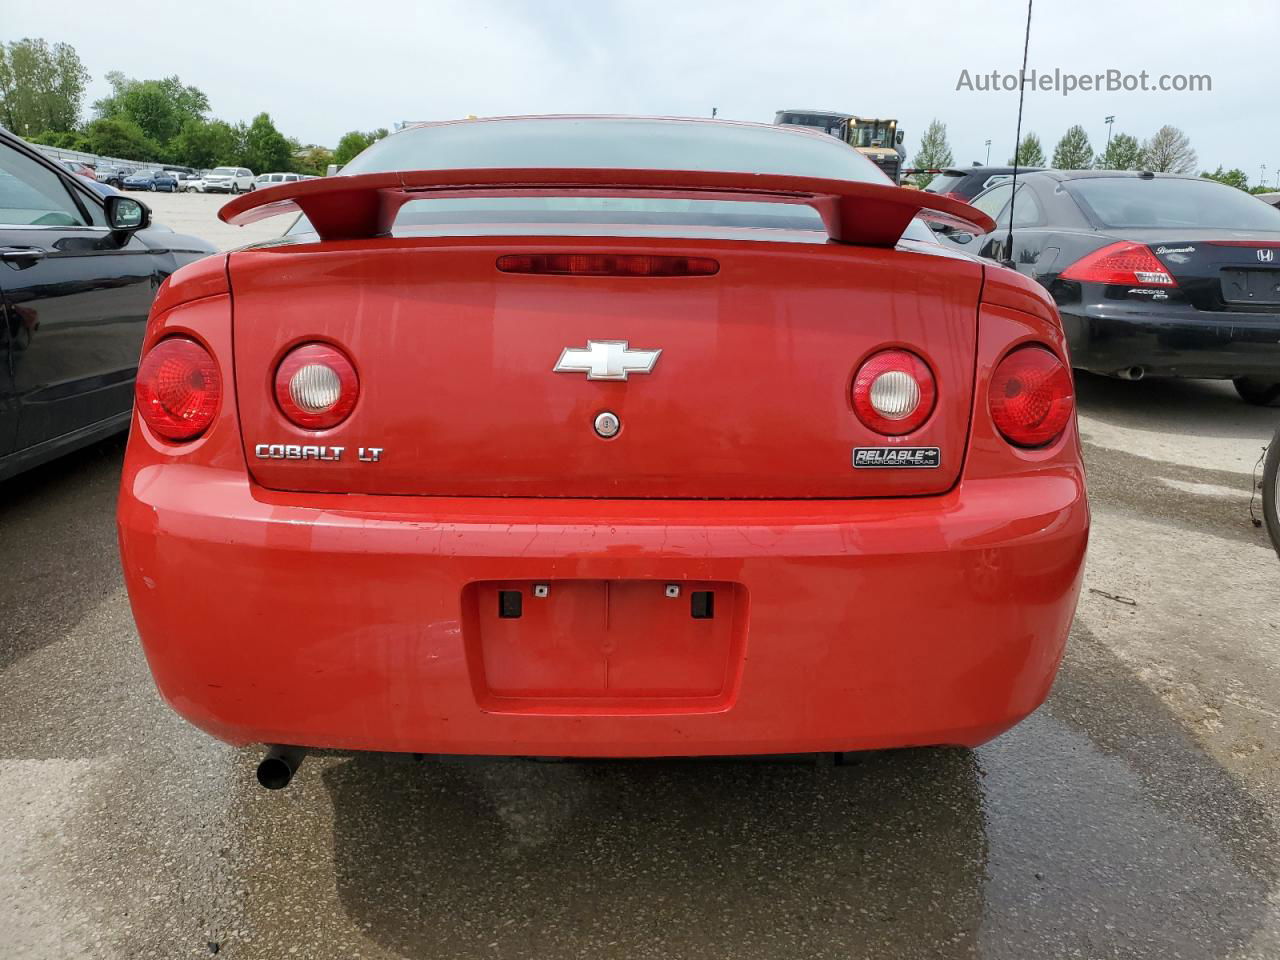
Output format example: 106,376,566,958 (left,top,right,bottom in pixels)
274,342,359,429
135,336,221,441
1059,241,1177,287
